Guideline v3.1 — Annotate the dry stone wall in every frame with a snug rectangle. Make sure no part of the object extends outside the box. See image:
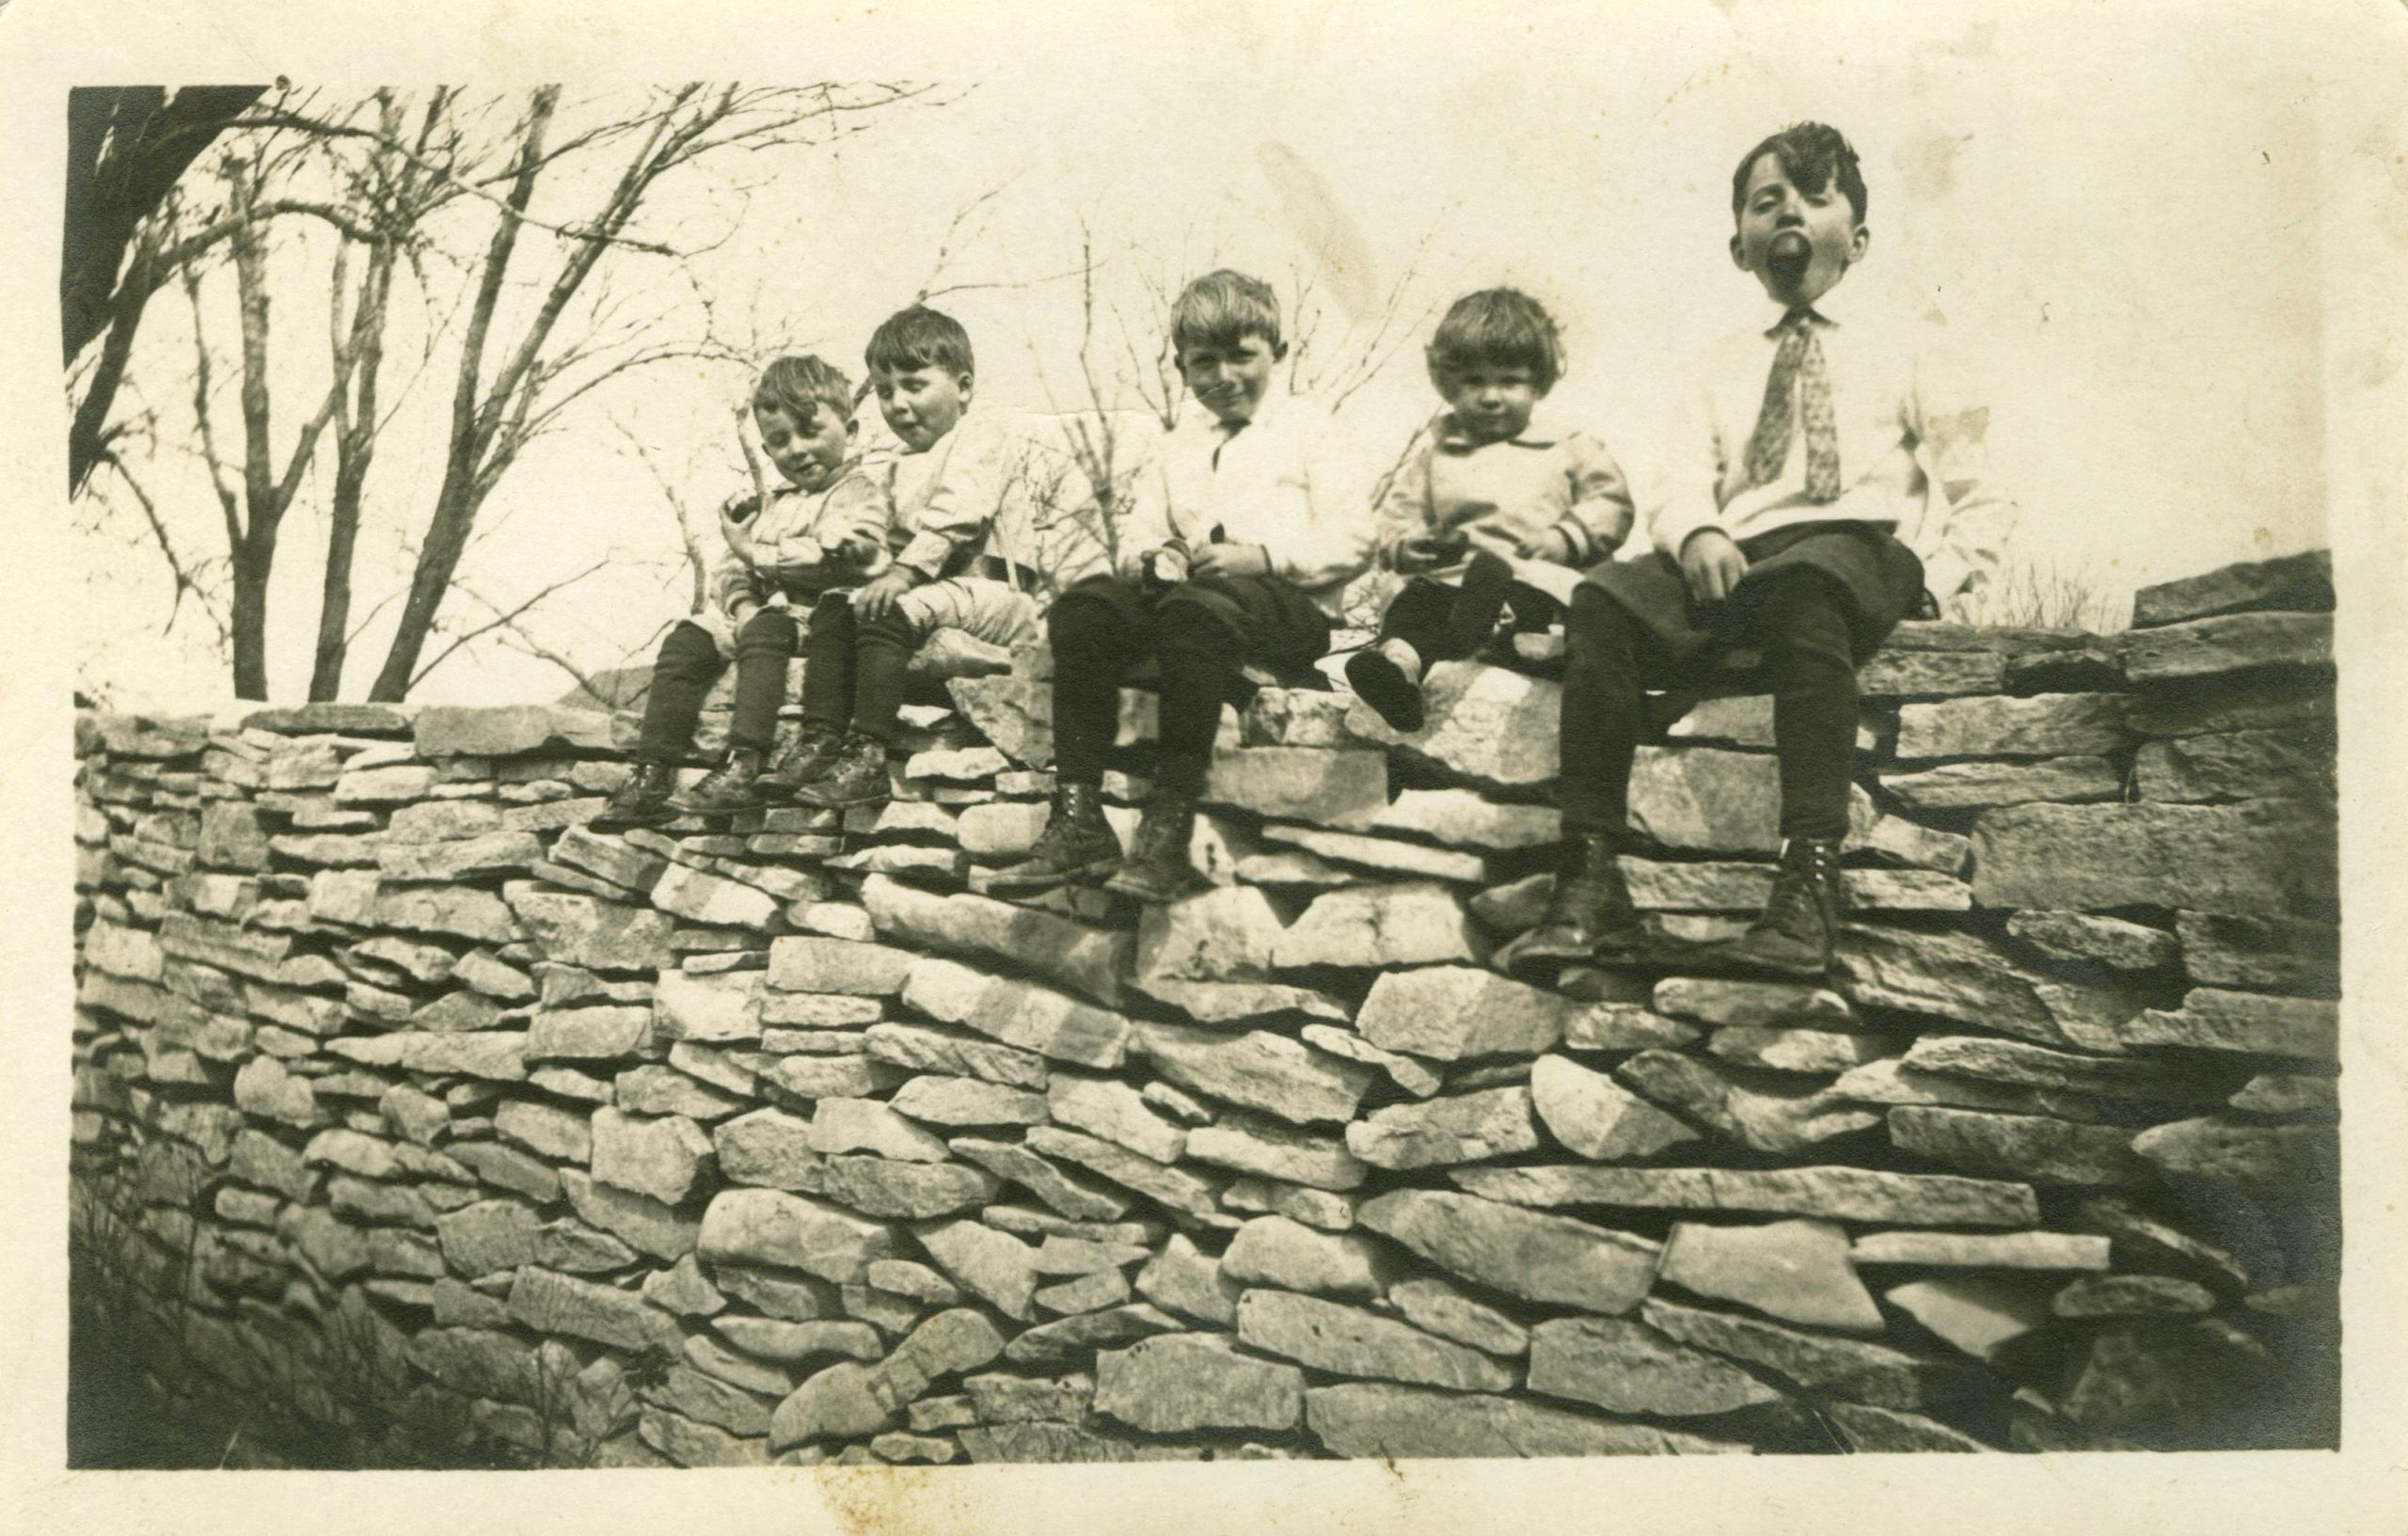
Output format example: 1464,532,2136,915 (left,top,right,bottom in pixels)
71,550,2339,1465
